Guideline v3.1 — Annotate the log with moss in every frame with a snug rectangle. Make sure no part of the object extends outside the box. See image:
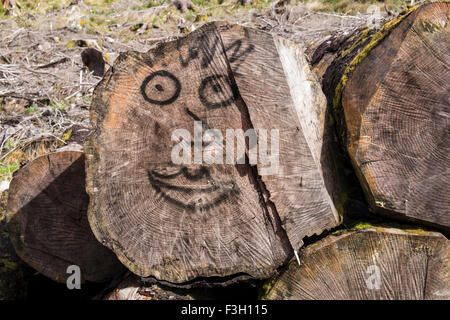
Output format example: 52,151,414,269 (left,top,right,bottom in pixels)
6,126,124,284
85,21,342,285
262,226,449,300
307,2,450,231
